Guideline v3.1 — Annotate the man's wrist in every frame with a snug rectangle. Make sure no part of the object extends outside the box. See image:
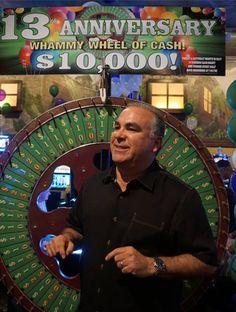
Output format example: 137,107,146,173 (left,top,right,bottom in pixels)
61,232,73,242
152,257,167,276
